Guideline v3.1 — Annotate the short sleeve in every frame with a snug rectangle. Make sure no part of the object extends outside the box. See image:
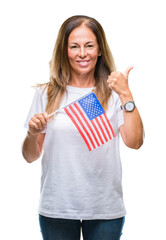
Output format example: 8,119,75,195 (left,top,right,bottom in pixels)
116,96,124,129
24,87,47,131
